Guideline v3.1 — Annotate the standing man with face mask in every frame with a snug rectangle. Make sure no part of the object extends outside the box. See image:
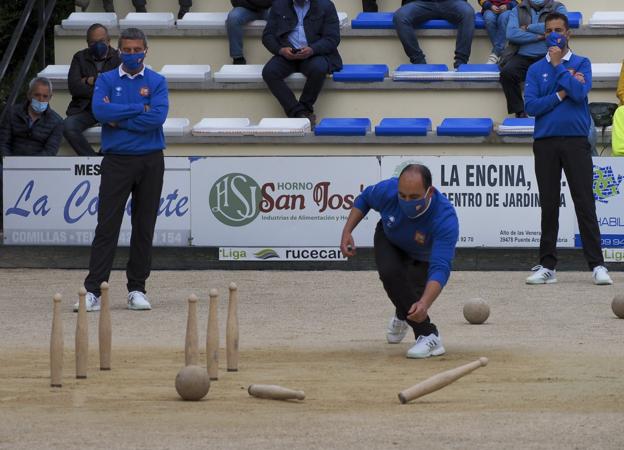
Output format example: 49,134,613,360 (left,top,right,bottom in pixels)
340,164,459,359
77,27,169,312
64,24,121,156
524,13,612,285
